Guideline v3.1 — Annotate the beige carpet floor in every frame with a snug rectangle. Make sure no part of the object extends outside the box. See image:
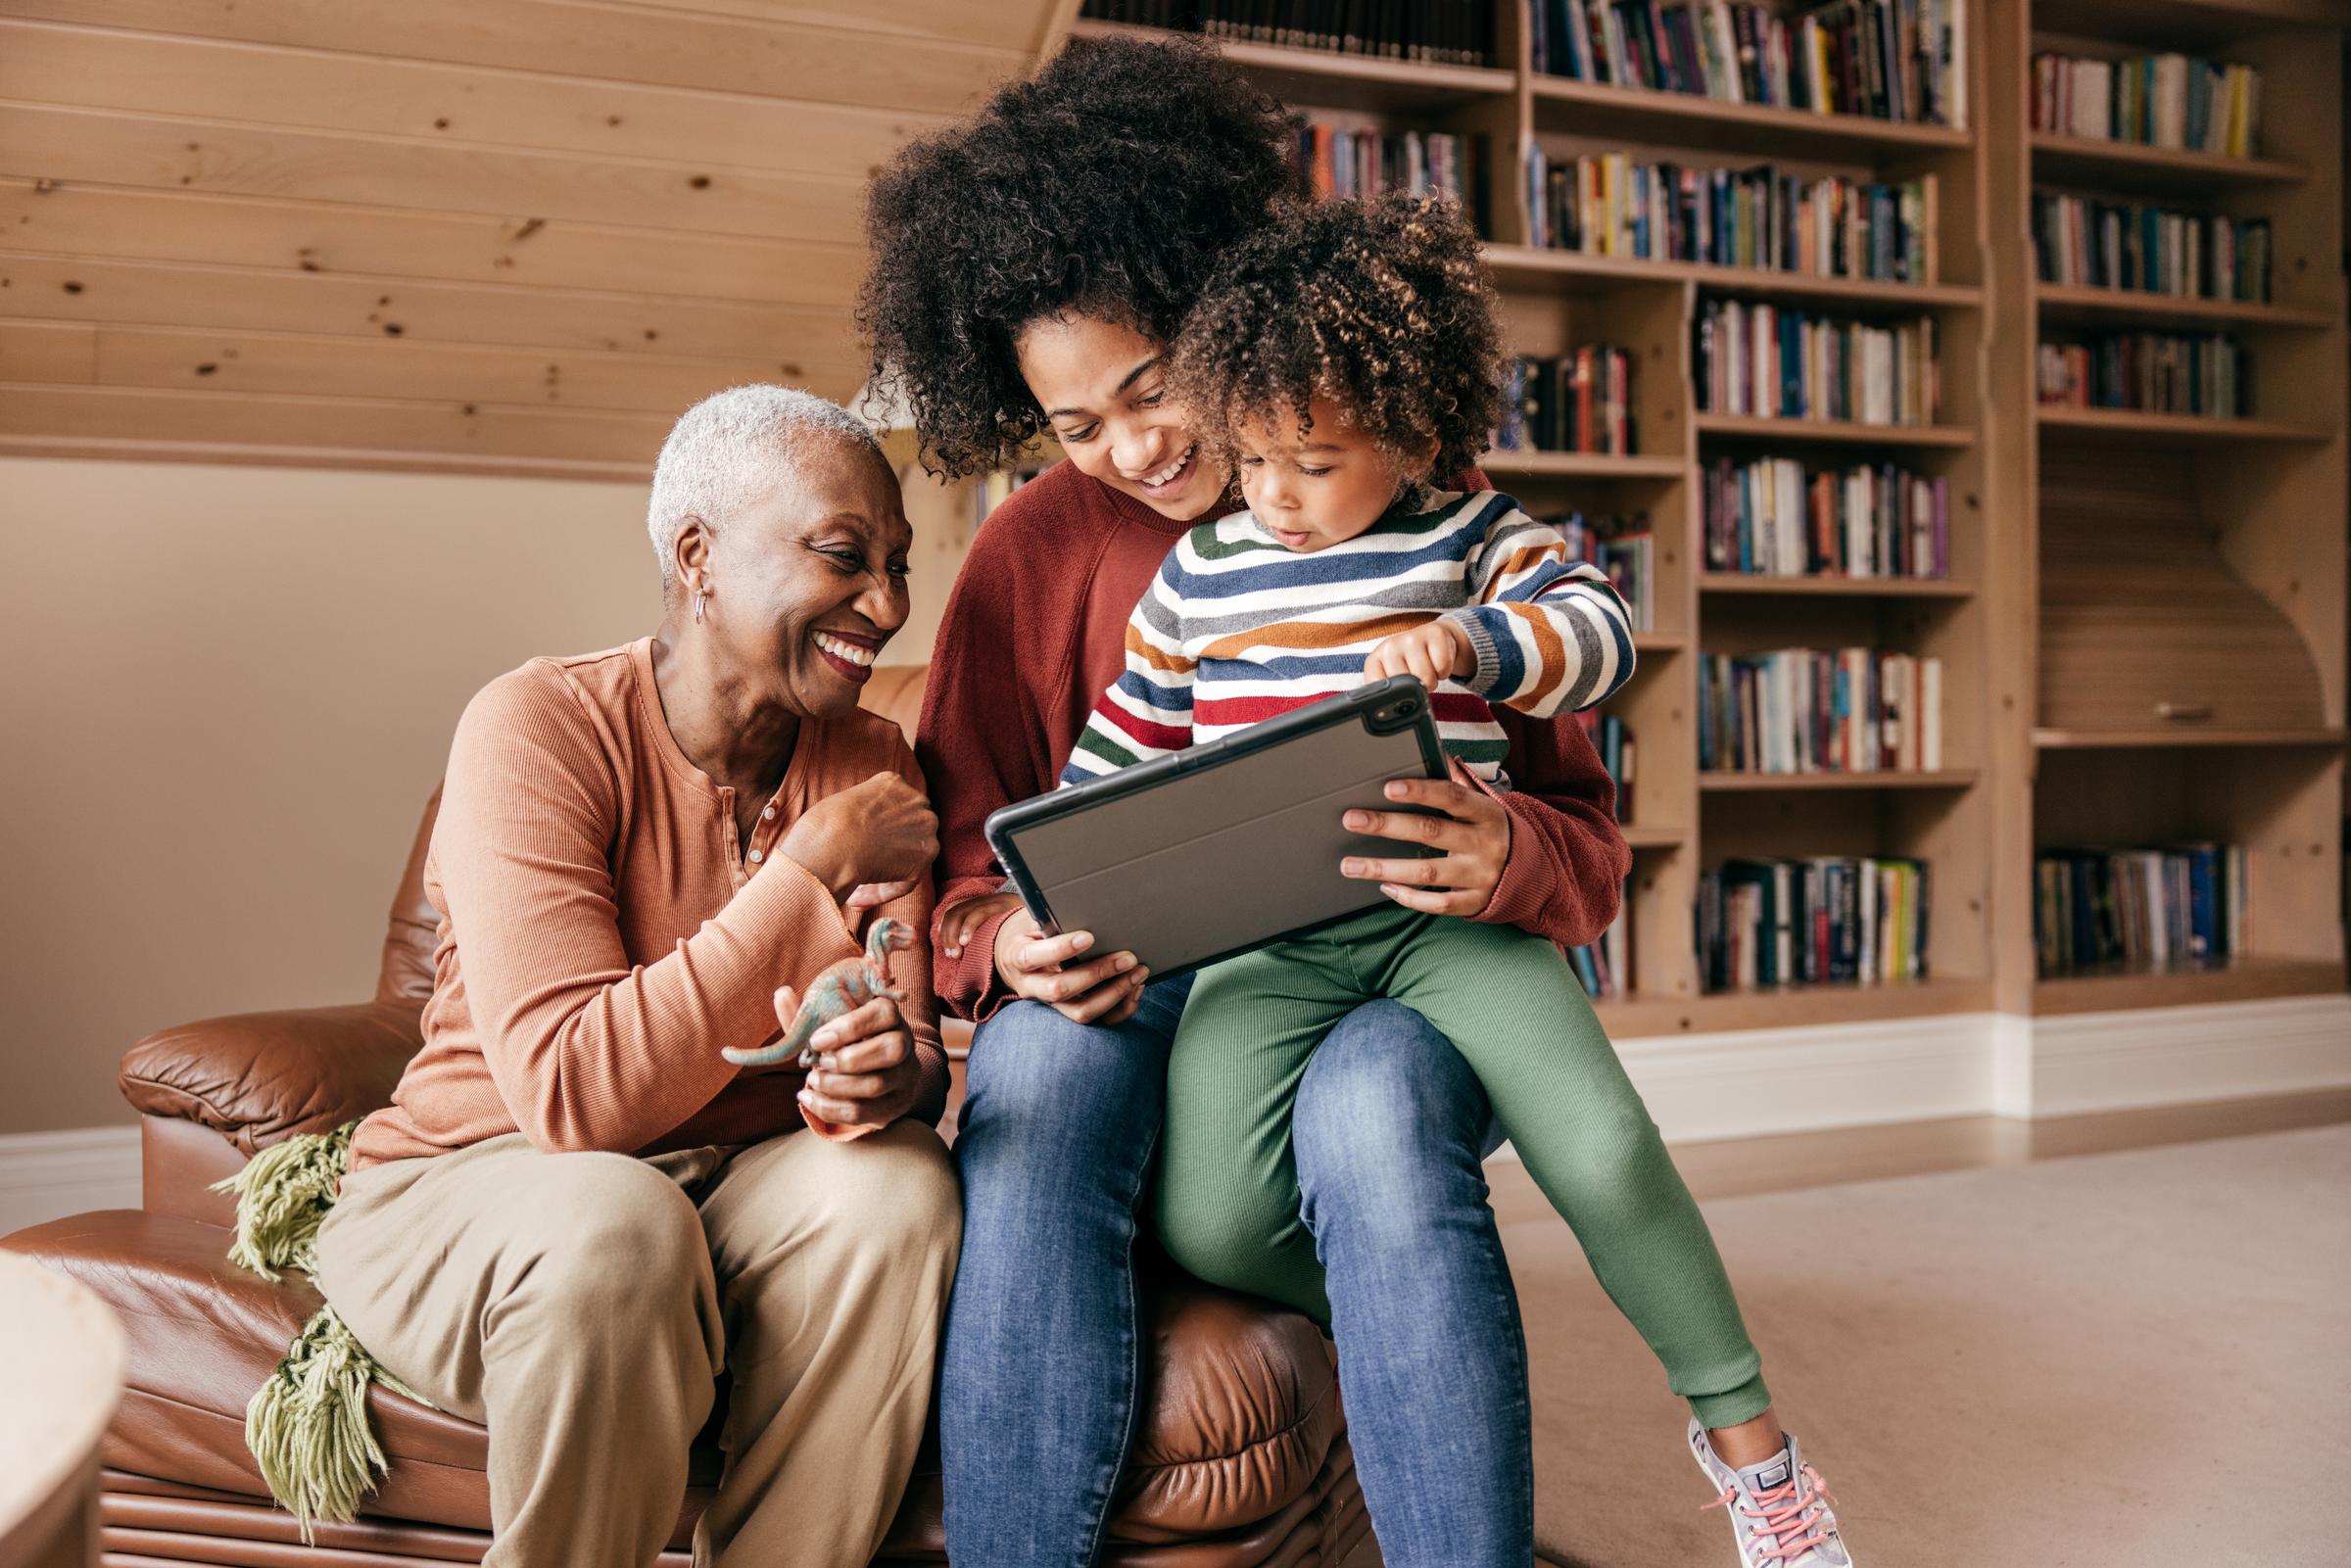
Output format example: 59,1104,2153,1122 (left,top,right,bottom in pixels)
1501,1123,2351,1567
